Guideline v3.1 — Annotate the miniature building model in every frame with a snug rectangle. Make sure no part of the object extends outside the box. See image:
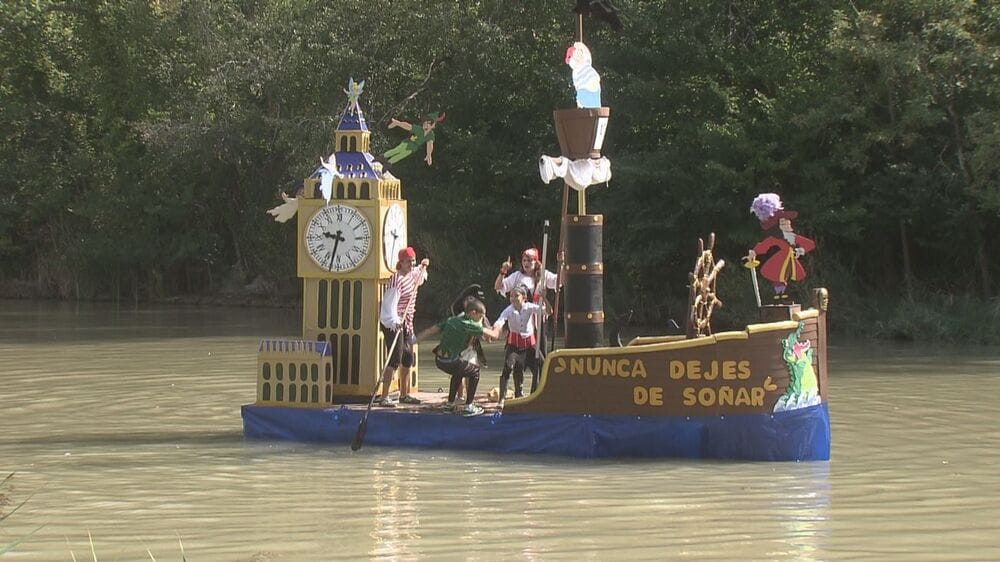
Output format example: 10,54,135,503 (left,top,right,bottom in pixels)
256,339,333,407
